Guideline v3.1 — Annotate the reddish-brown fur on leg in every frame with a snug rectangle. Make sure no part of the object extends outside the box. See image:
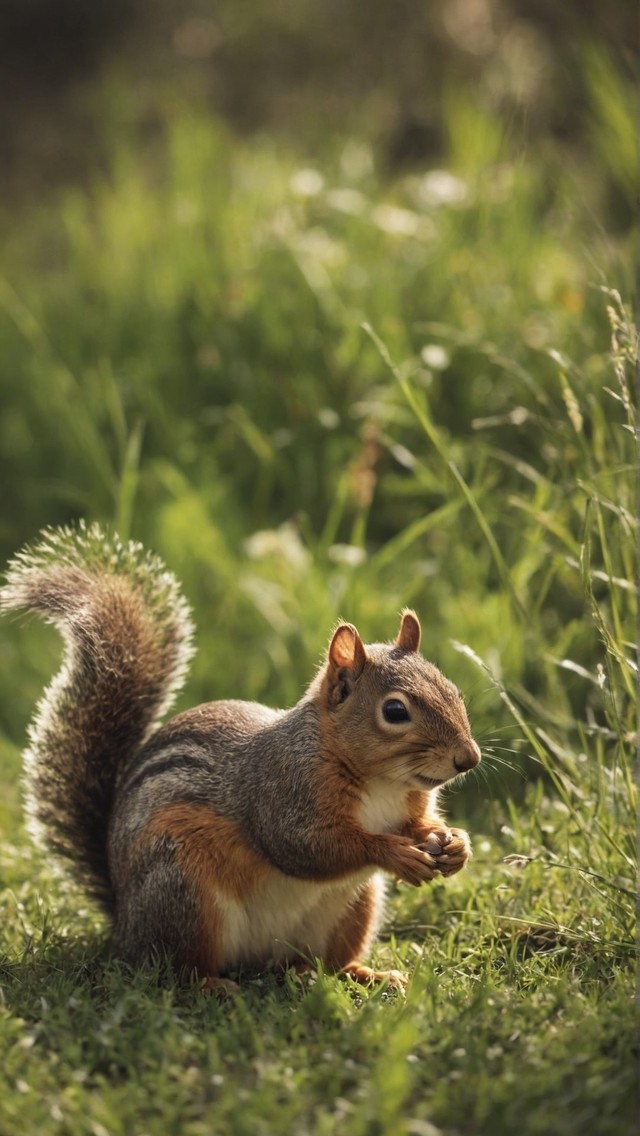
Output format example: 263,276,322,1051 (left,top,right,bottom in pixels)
142,804,269,977
325,880,405,989
145,804,269,900
324,881,378,969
